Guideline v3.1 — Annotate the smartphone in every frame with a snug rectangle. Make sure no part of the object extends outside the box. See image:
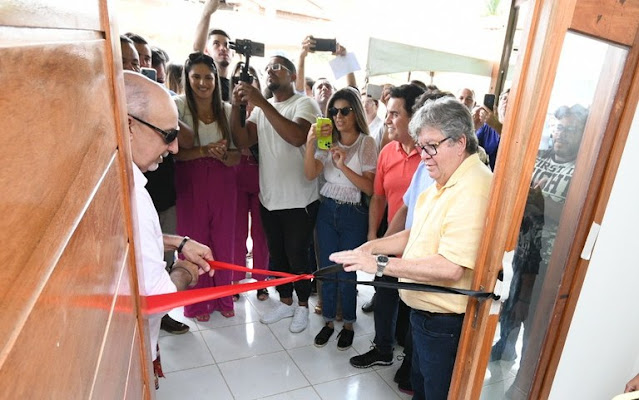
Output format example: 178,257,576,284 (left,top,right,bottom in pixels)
483,93,496,110
366,84,383,101
316,117,333,150
140,67,157,81
312,38,337,53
